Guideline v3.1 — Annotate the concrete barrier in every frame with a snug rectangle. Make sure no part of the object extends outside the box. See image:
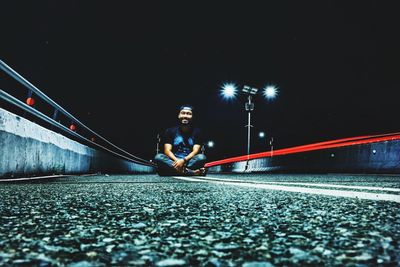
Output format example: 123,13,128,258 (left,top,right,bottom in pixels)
208,139,400,174
0,108,154,178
